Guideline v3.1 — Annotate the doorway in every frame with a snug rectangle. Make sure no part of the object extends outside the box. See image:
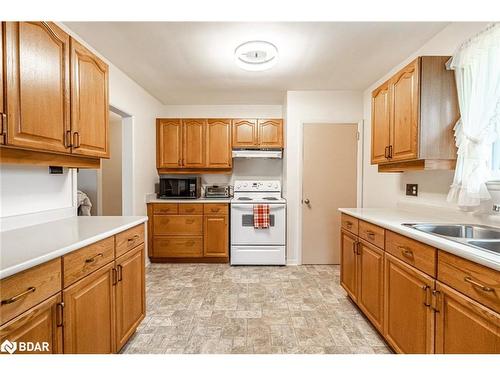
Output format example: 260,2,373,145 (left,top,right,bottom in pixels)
301,123,358,264
76,106,133,216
